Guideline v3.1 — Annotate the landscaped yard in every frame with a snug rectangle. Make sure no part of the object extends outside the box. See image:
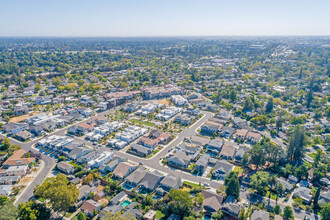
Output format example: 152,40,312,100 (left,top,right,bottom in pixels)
308,152,316,160
130,119,155,127
265,191,278,200
183,181,200,188
156,210,165,219
233,166,244,174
